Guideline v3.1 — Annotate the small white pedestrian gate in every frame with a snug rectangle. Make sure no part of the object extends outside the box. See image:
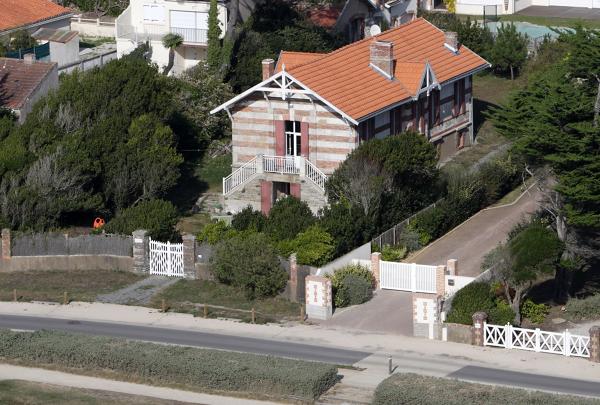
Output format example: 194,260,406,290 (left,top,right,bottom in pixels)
380,261,437,293
149,238,184,277
484,322,590,358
